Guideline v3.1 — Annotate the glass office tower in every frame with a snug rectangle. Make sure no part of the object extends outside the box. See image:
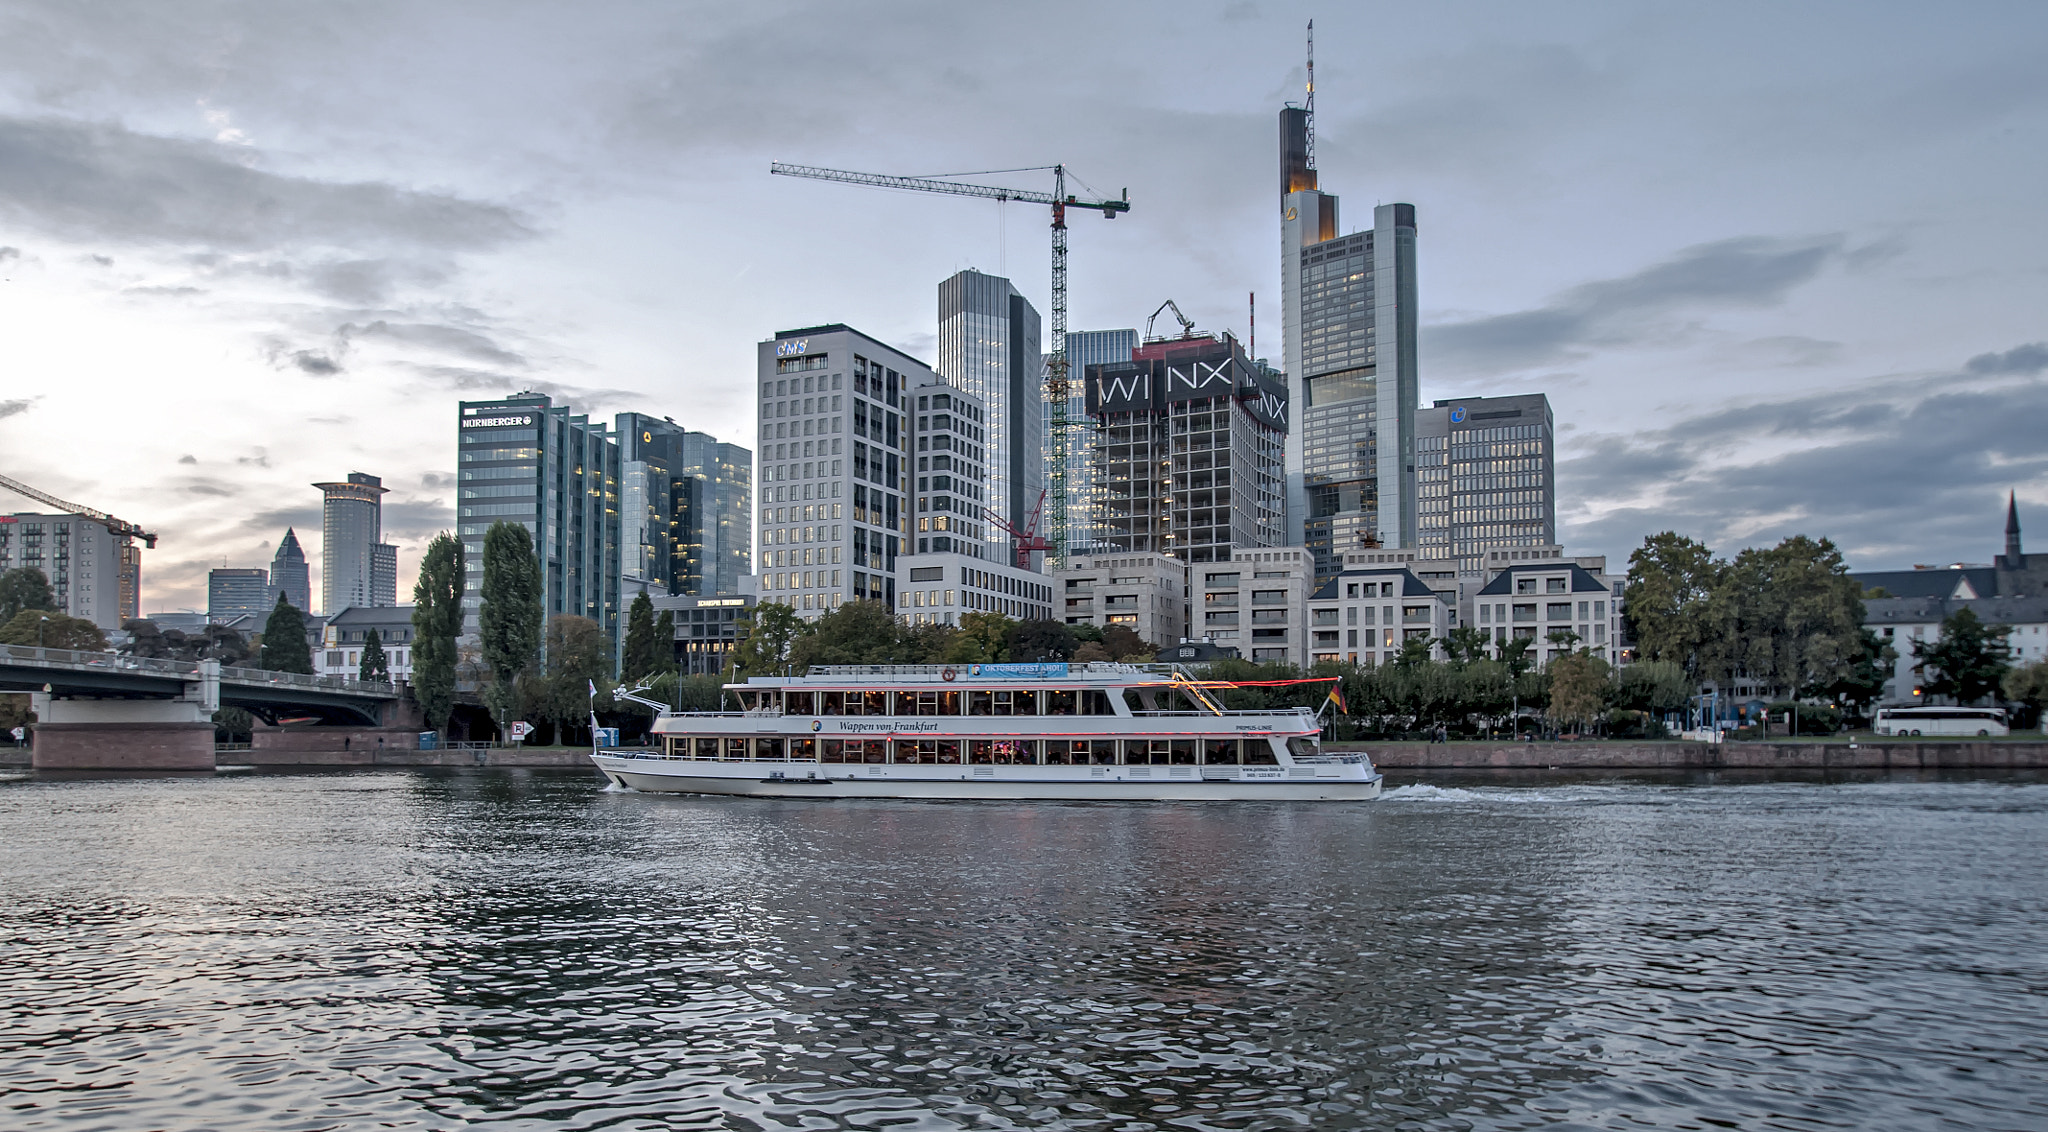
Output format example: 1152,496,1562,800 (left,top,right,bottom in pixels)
938,270,1043,561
